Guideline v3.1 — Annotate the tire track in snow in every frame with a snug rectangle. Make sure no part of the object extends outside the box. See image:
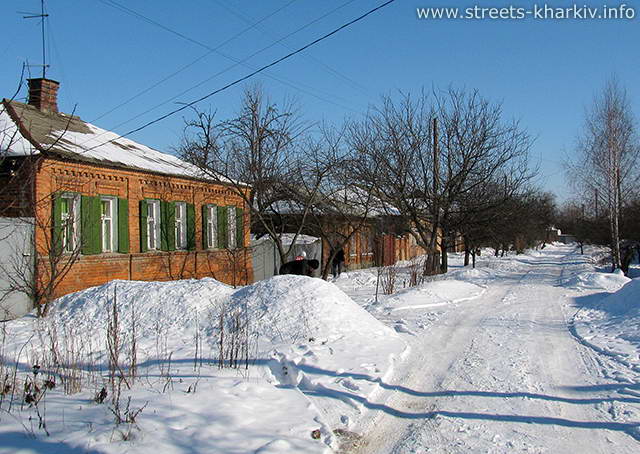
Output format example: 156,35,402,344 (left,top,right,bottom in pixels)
352,247,640,453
